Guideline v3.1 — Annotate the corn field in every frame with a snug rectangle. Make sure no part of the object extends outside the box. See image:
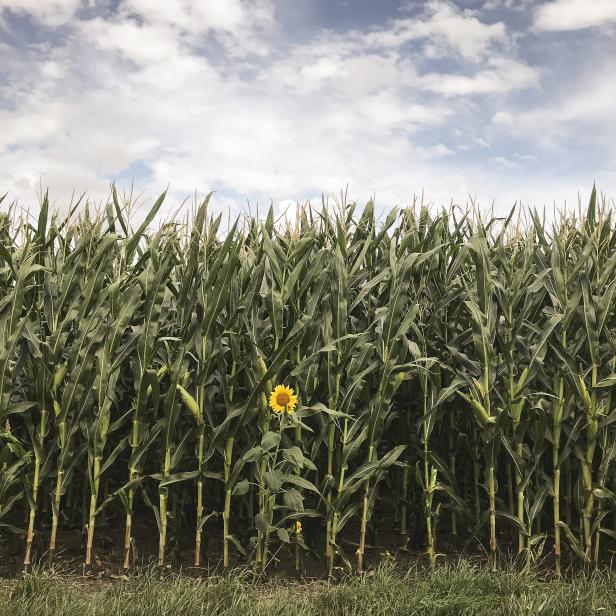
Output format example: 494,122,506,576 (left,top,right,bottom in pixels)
1,186,616,577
